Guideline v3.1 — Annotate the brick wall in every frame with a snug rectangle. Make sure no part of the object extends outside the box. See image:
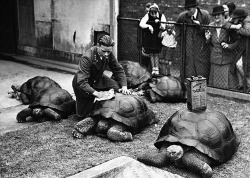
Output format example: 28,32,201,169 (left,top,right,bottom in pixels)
118,0,250,63
119,0,250,20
